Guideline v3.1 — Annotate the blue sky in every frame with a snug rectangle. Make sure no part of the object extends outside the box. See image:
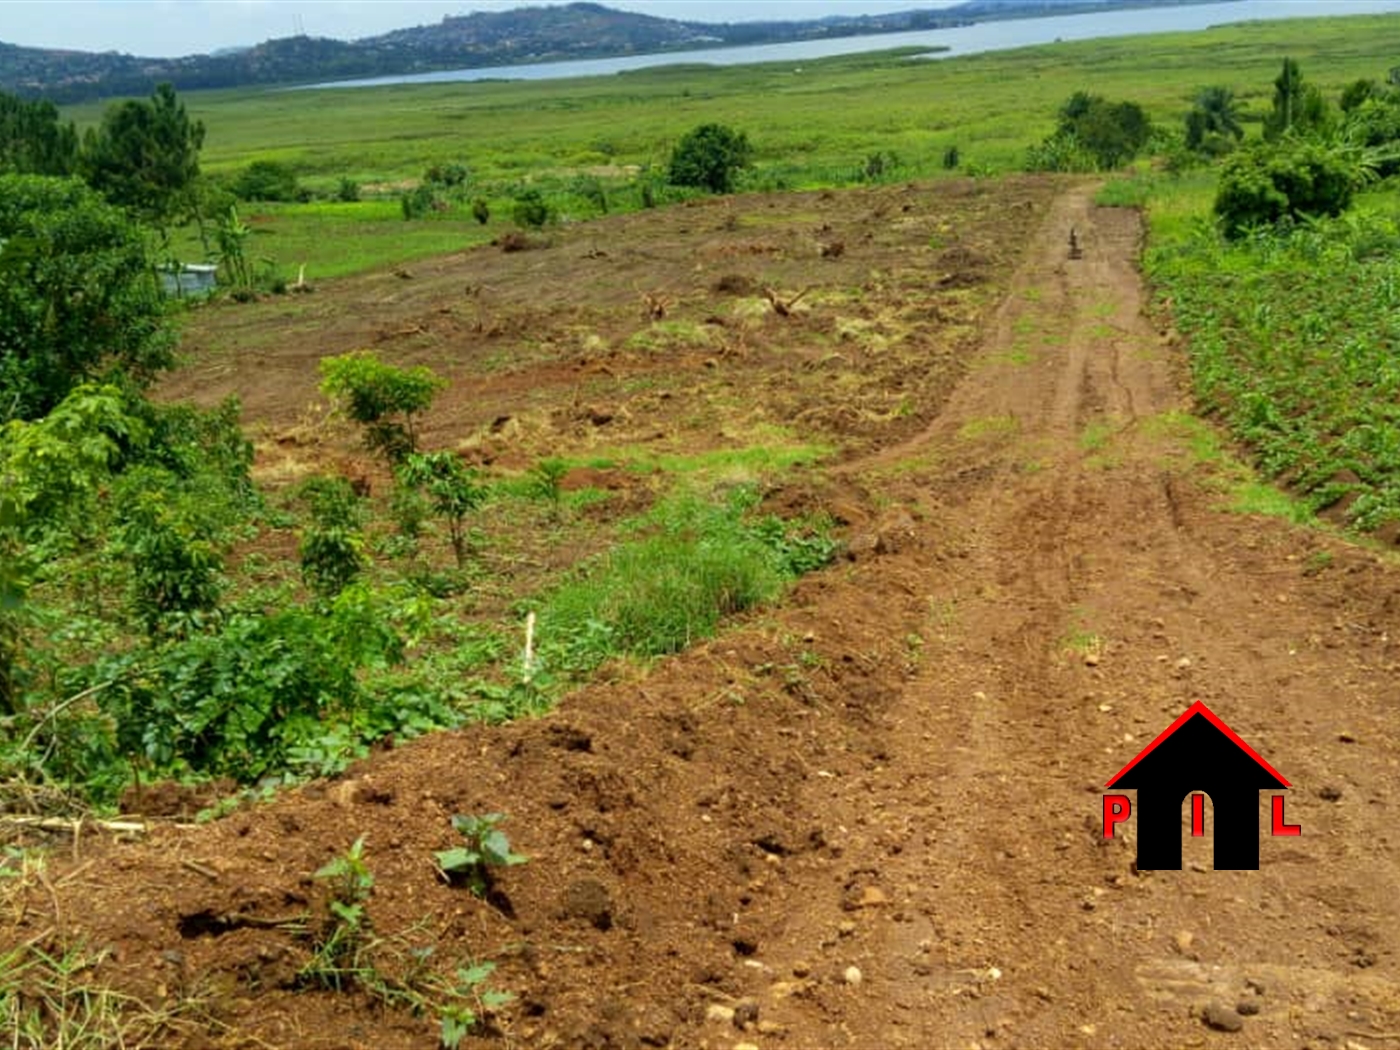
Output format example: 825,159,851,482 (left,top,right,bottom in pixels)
0,1,963,57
